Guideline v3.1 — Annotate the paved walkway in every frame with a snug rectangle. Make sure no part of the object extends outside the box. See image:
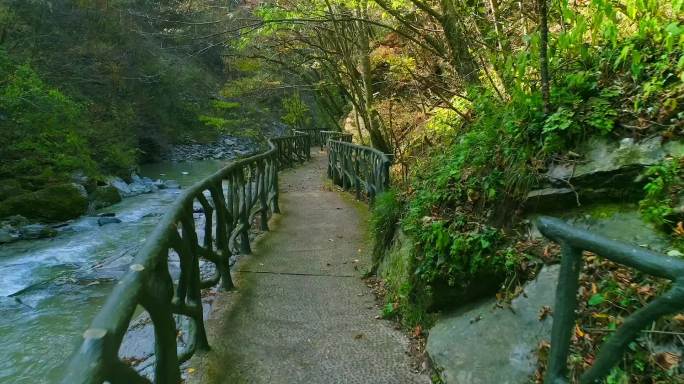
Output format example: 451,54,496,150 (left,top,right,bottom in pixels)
188,150,428,384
